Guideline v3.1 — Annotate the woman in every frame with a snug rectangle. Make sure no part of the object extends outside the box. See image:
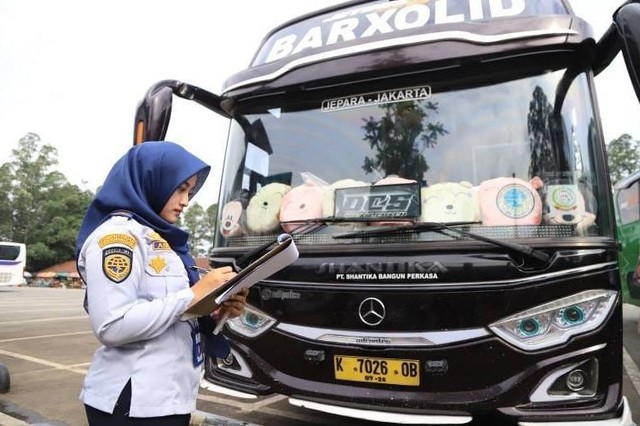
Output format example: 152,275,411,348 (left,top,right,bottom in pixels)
76,141,247,425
